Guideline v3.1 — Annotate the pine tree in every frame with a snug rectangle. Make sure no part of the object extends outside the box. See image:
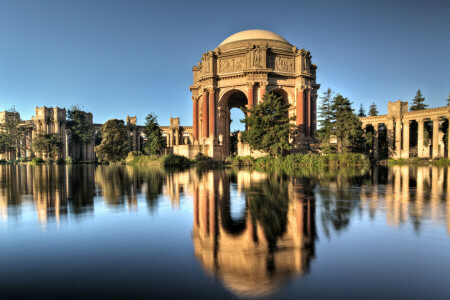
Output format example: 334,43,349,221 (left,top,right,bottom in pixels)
67,105,94,143
446,92,450,106
409,89,427,111
241,93,296,157
368,102,378,116
331,94,365,154
358,103,366,118
317,88,335,153
143,113,164,155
